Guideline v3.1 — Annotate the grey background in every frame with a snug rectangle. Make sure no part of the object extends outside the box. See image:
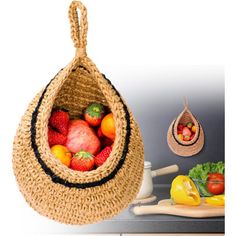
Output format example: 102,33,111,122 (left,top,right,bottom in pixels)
108,65,225,184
